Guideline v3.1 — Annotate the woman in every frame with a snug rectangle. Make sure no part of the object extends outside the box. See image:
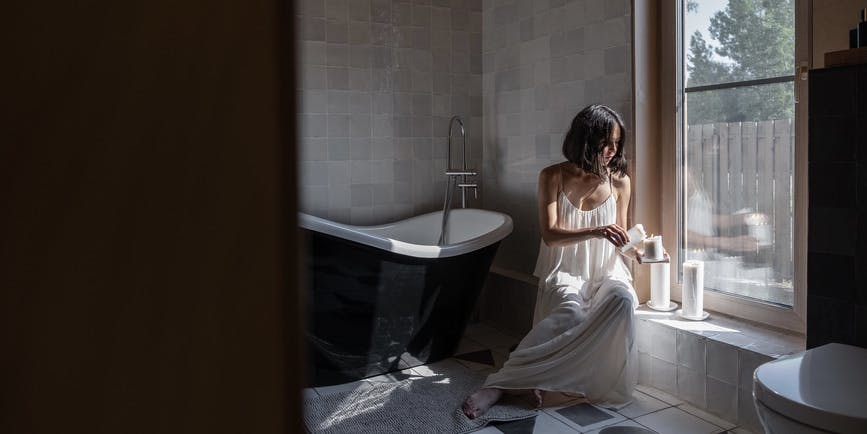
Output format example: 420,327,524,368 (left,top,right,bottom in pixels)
462,104,642,419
